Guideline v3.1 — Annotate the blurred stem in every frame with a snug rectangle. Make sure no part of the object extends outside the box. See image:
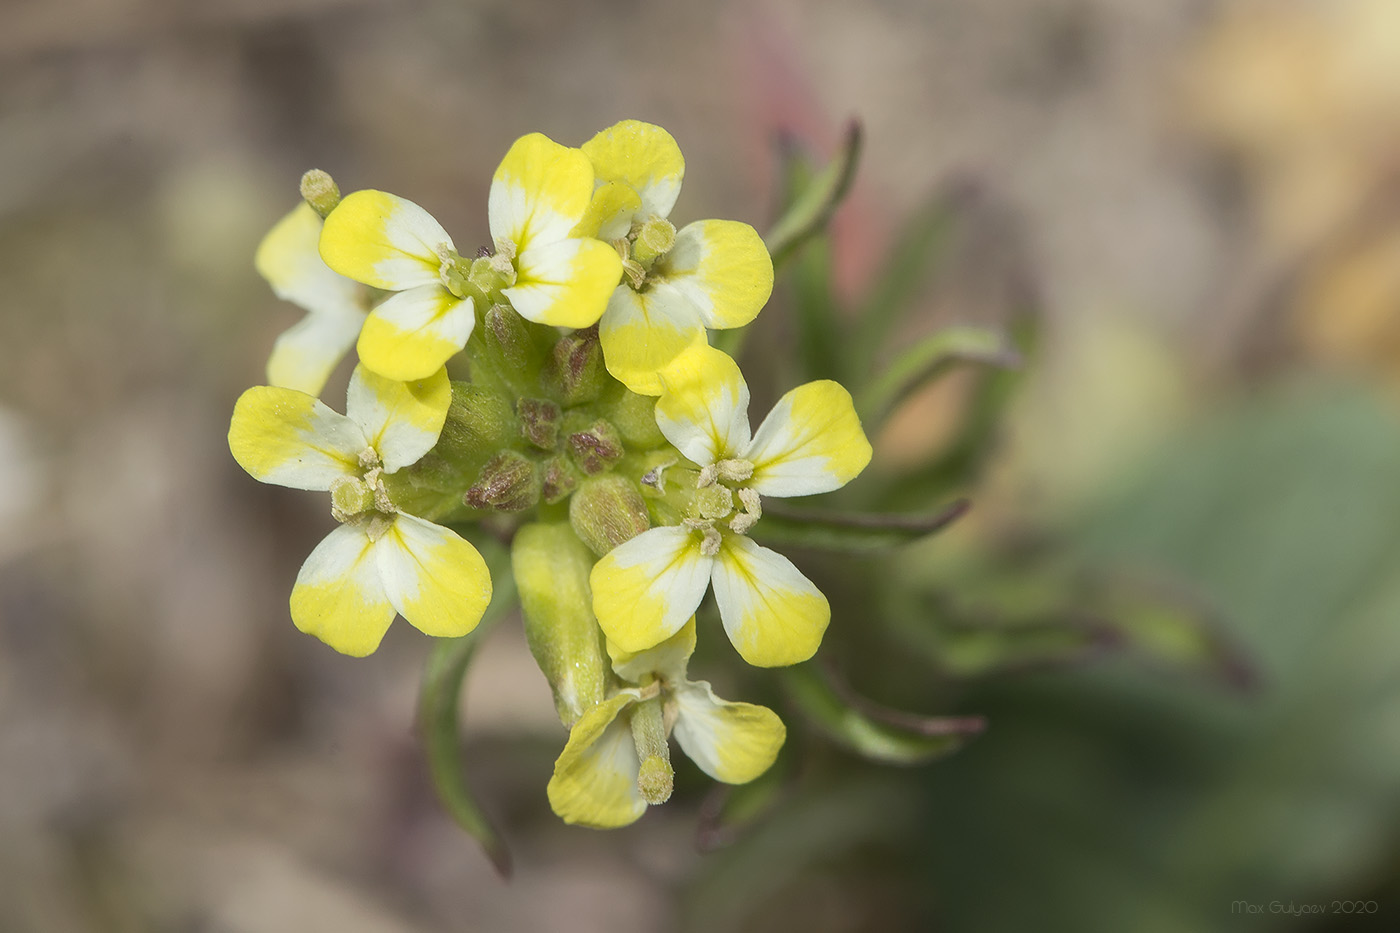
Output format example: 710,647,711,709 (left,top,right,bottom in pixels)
417,539,518,877
855,325,1020,426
